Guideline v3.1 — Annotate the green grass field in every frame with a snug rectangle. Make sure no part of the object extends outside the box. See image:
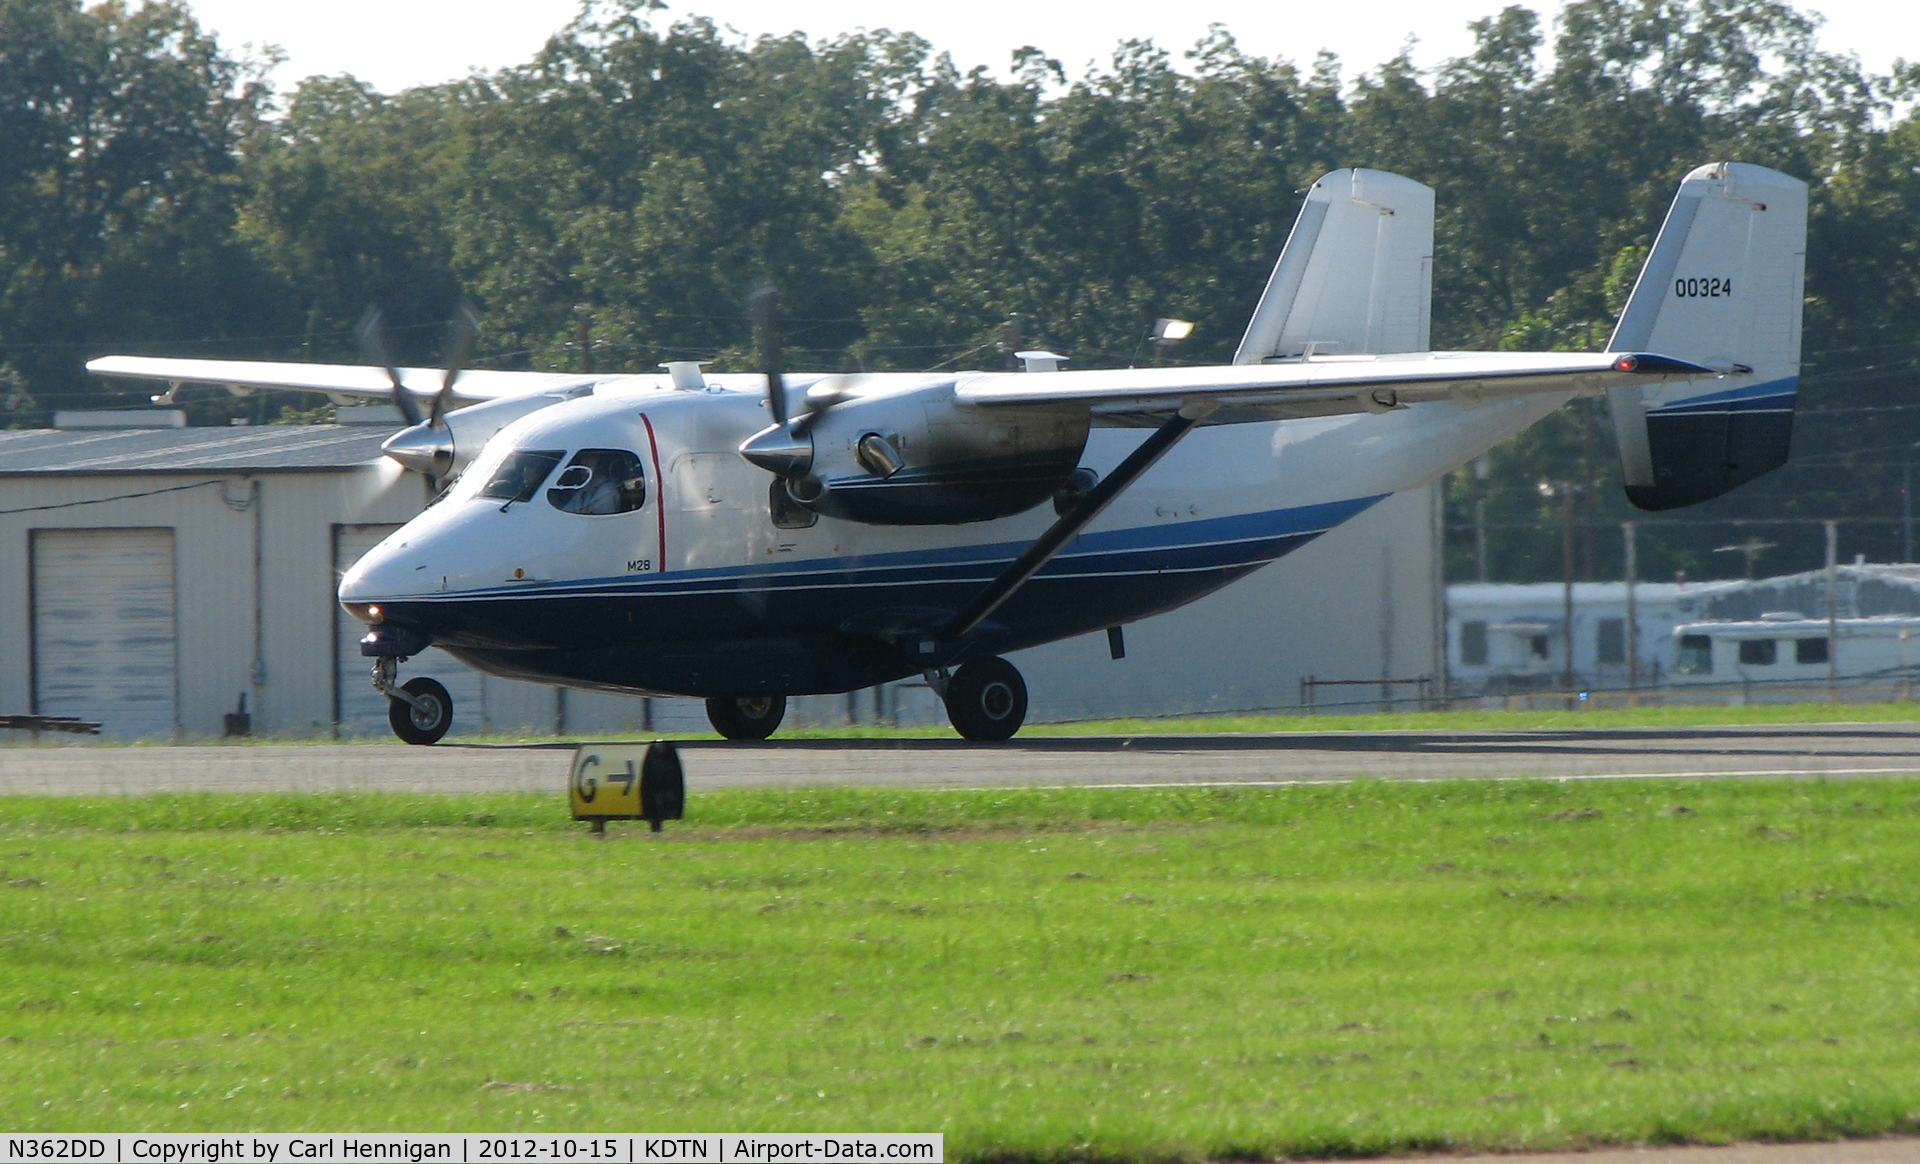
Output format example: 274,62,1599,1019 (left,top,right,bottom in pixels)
2,780,1918,1156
